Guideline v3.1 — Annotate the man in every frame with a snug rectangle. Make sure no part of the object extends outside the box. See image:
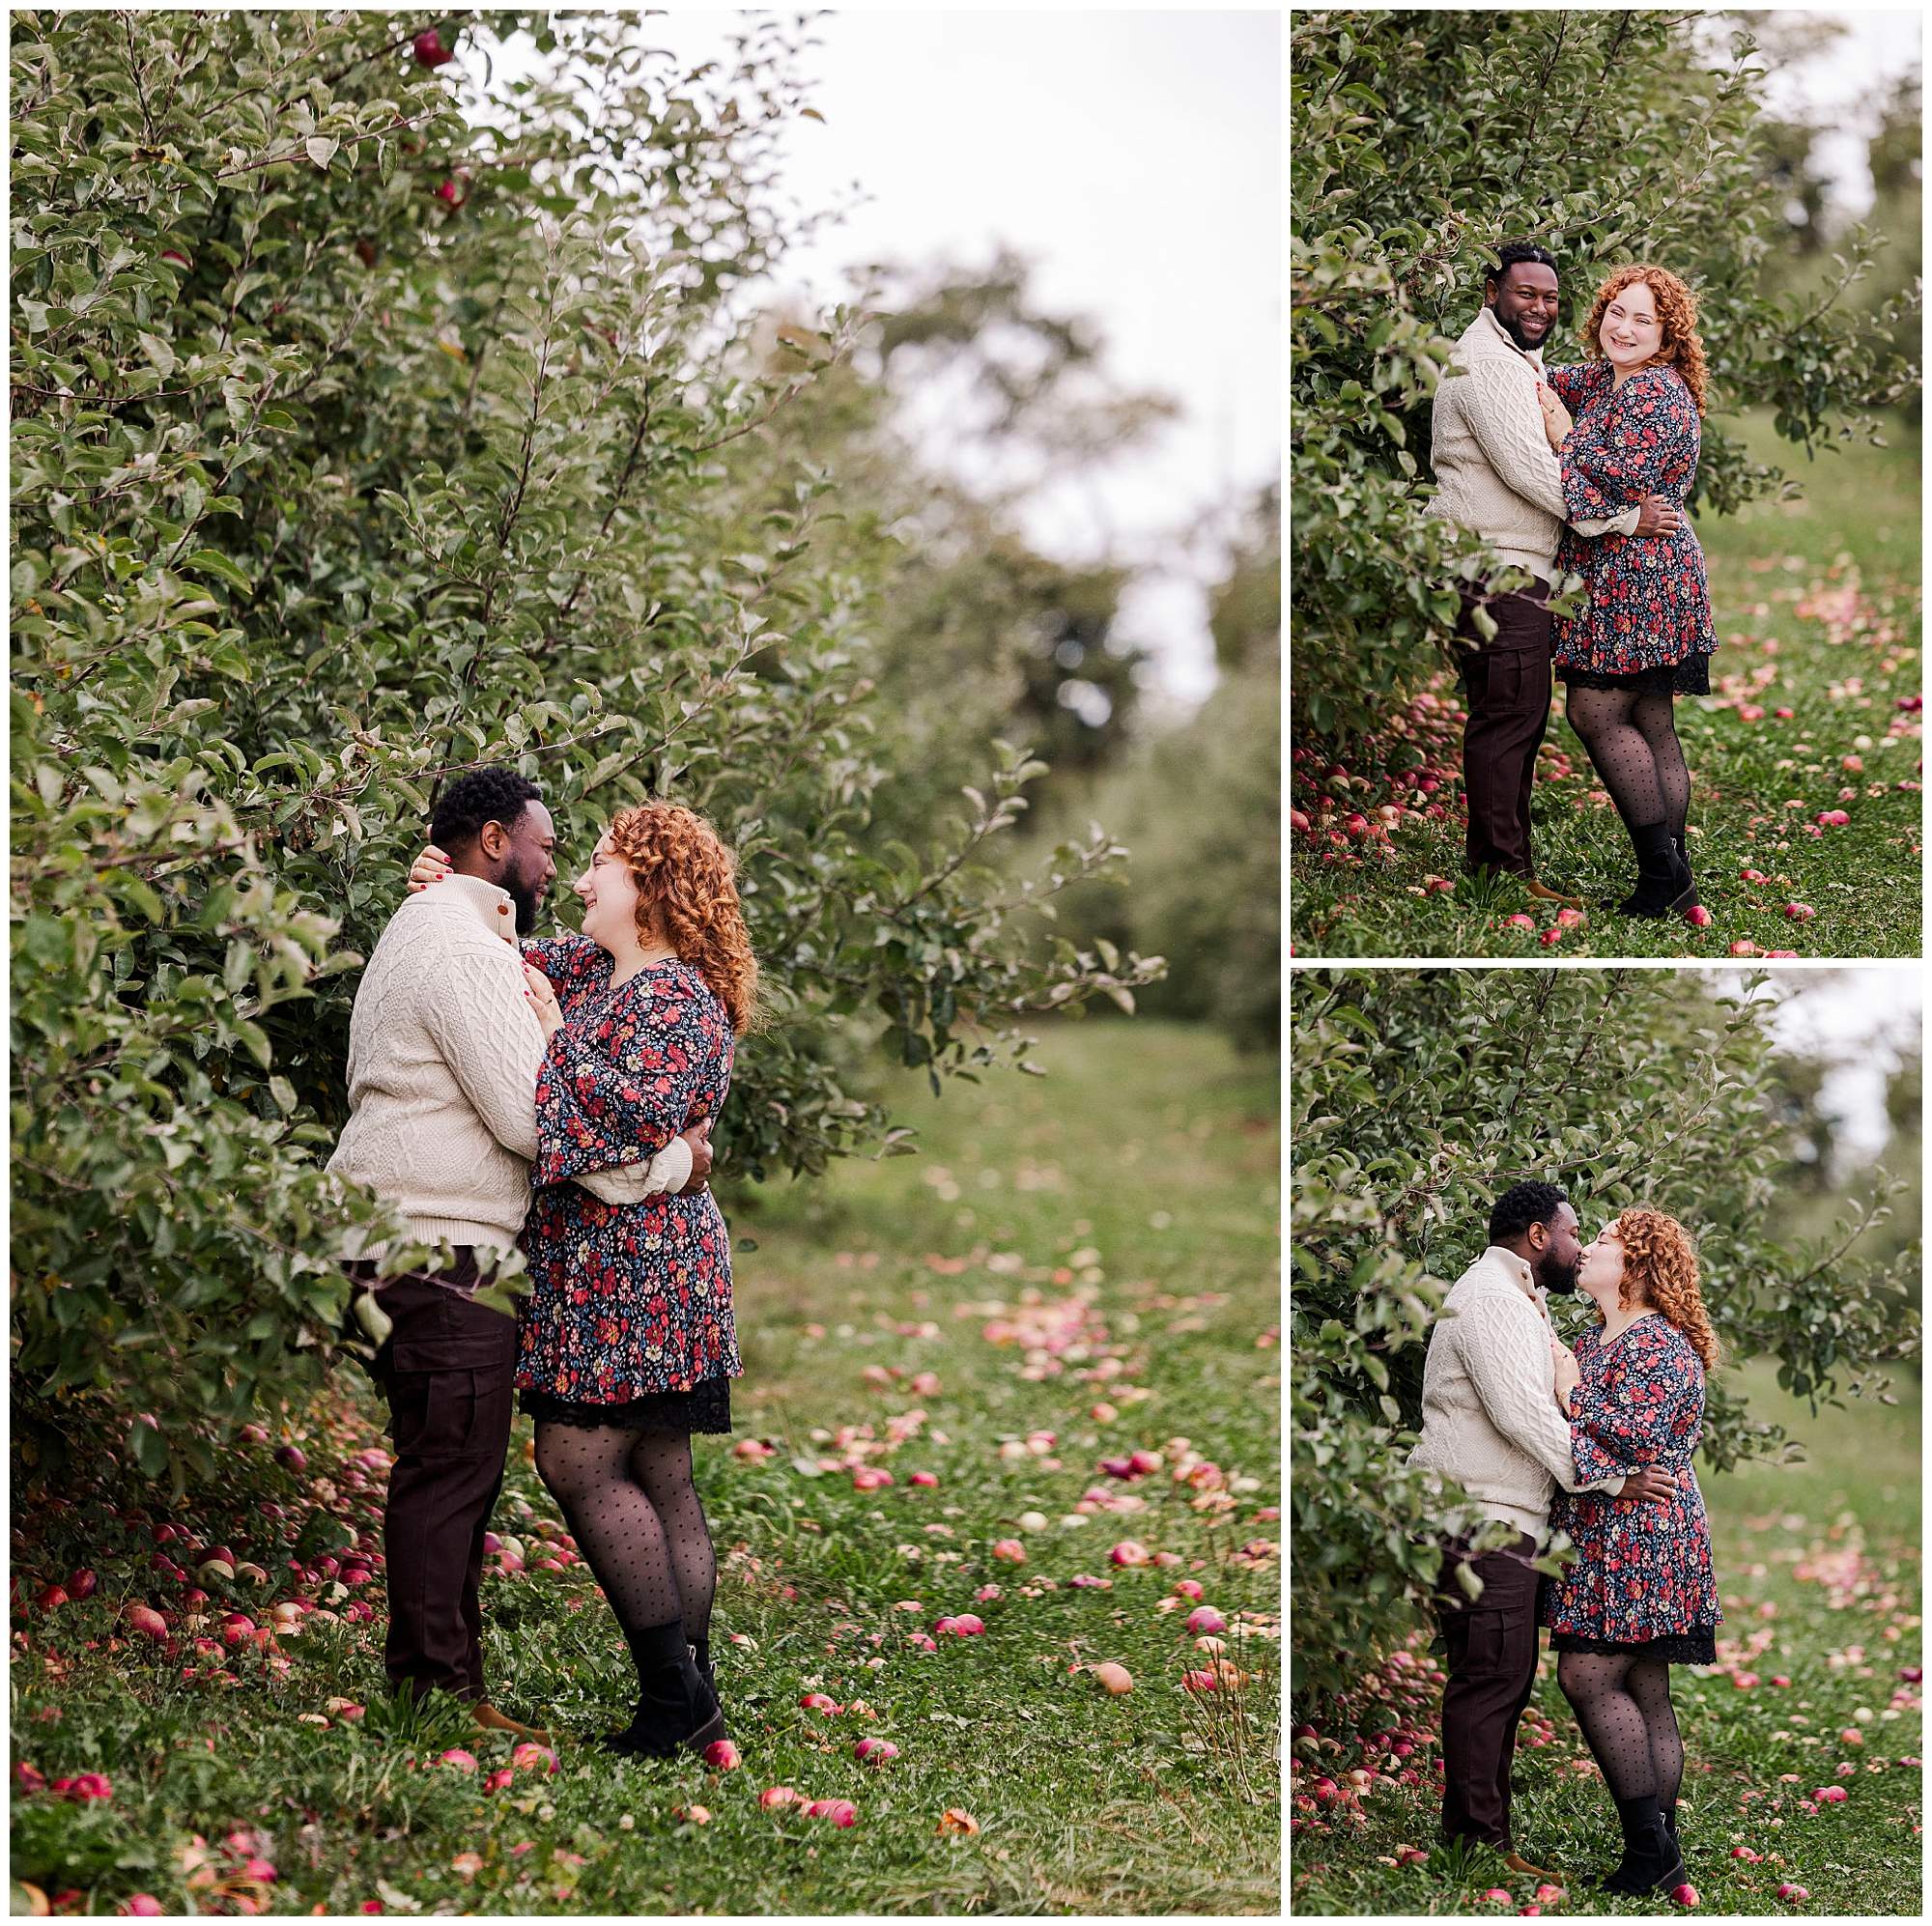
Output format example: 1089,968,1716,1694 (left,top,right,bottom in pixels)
328,769,710,1742
1407,1181,1680,1878
1429,241,1685,901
